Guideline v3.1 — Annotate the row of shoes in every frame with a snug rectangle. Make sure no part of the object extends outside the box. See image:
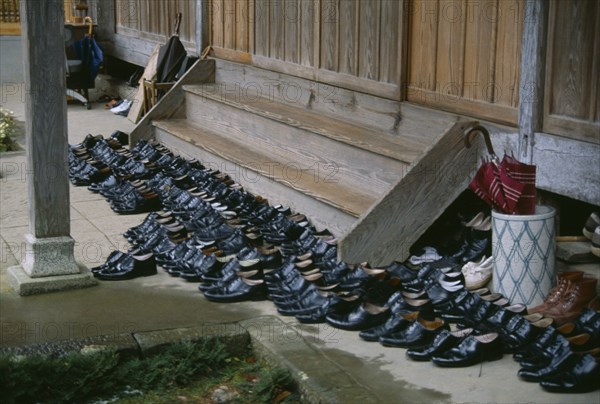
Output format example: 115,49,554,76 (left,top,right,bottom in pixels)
583,211,600,258
82,135,598,393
